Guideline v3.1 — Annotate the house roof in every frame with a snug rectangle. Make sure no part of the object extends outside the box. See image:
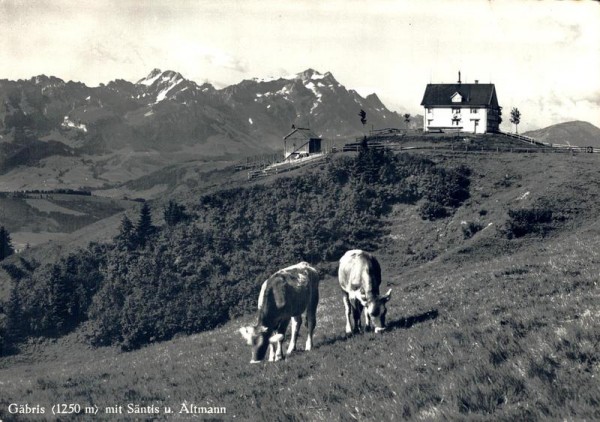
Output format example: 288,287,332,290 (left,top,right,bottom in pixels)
283,127,321,141
421,83,498,107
